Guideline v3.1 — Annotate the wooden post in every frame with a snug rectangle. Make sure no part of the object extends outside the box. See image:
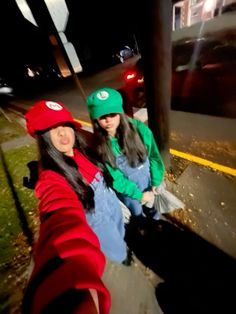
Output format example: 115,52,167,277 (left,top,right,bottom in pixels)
138,0,172,165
